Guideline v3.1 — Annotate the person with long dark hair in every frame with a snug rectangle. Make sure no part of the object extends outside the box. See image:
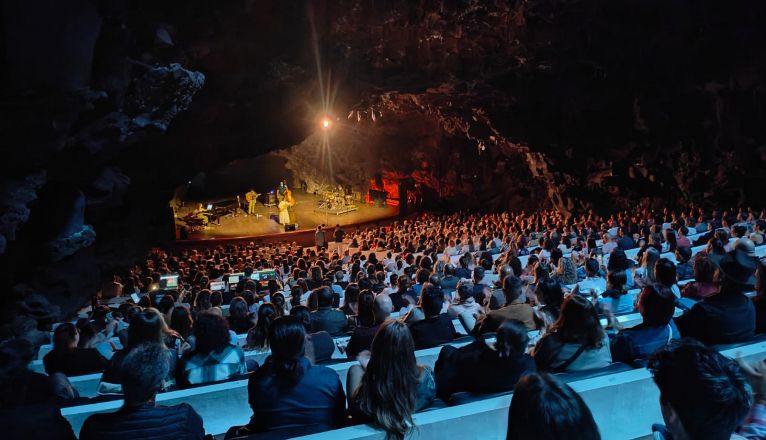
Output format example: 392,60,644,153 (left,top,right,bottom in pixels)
531,295,612,372
506,373,600,440
179,312,246,386
101,308,179,391
43,322,108,377
245,303,277,352
345,293,393,359
346,320,436,439
227,297,256,335
241,316,345,436
435,319,536,400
